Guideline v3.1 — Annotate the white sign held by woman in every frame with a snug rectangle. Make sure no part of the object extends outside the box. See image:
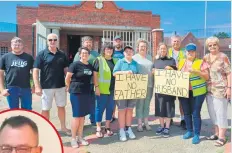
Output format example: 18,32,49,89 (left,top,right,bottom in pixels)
154,69,189,98
114,74,148,100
